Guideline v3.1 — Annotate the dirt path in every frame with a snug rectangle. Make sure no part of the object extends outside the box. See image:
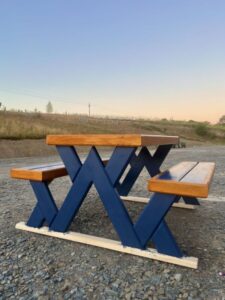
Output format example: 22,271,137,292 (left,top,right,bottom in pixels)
0,139,57,159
